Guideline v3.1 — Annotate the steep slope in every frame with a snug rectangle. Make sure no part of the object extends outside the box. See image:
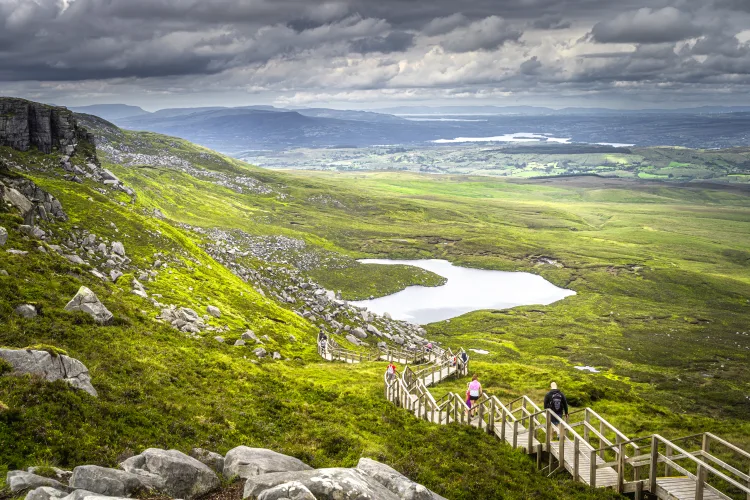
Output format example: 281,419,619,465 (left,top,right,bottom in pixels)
0,99,626,500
